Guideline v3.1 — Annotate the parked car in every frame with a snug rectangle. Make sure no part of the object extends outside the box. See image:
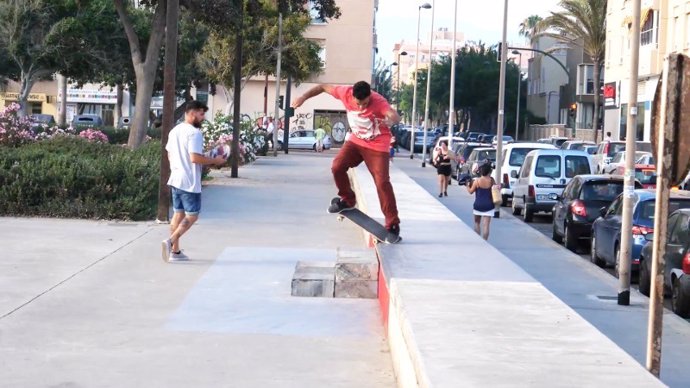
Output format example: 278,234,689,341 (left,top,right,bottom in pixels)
72,114,104,128
609,163,657,189
582,145,598,155
551,175,639,252
592,141,652,173
496,142,558,206
491,135,514,145
413,130,436,152
638,208,690,318
451,142,483,179
602,151,652,174
590,189,690,275
477,134,493,144
464,132,482,142
29,113,55,130
277,129,331,151
430,135,465,155
560,140,595,151
511,149,594,222
455,147,496,183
